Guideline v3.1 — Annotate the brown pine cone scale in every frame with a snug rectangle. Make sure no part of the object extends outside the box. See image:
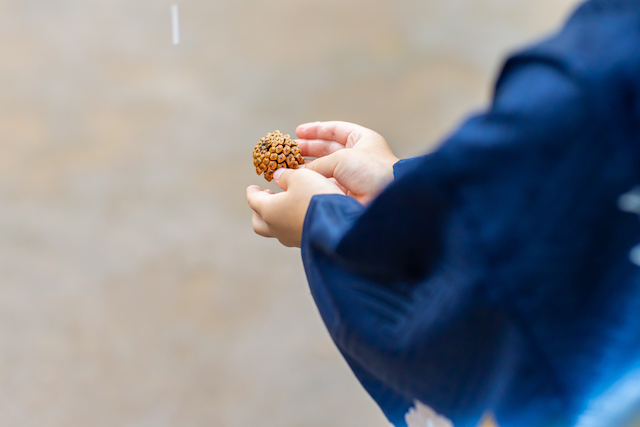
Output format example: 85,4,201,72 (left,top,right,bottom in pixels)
253,130,305,182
